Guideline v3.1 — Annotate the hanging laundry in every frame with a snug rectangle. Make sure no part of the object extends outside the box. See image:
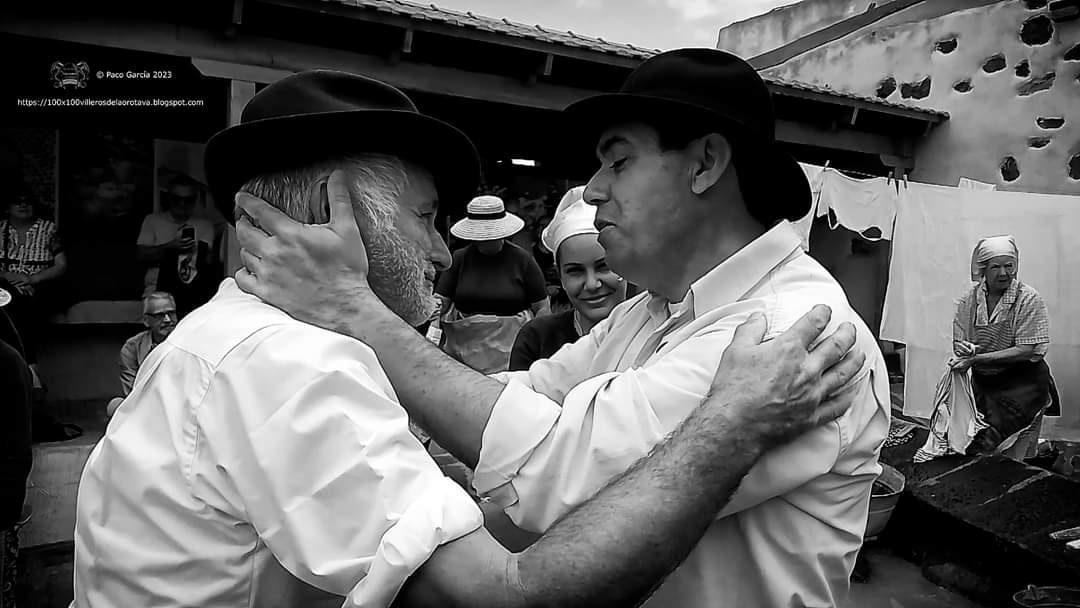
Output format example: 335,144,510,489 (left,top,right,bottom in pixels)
881,181,1079,425
957,176,997,191
817,169,899,241
791,163,827,251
